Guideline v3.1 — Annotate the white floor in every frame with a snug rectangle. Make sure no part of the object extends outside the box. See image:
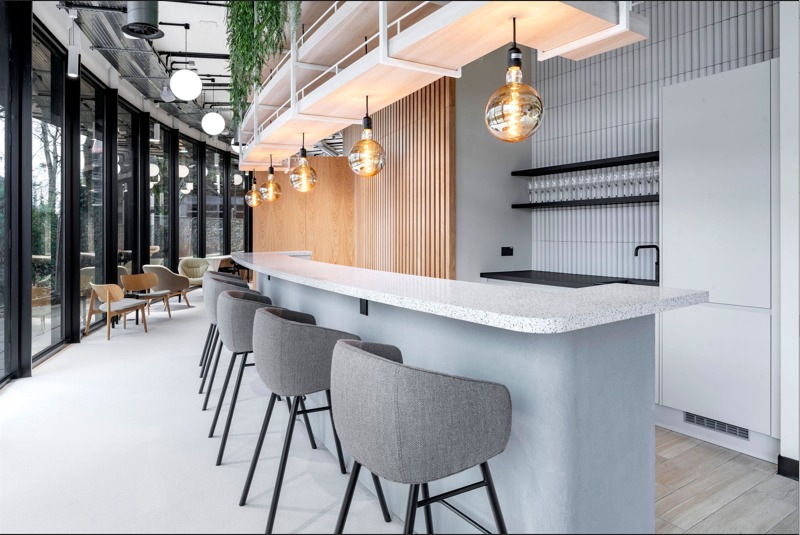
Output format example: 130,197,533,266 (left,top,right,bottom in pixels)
0,289,404,534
